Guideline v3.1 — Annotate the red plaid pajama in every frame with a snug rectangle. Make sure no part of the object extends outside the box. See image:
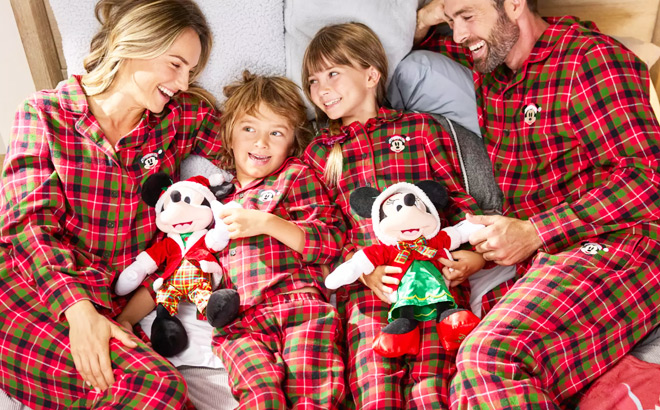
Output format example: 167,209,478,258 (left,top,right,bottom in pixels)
212,292,346,409
419,16,660,409
341,285,459,410
451,233,660,409
0,76,224,409
0,259,193,410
